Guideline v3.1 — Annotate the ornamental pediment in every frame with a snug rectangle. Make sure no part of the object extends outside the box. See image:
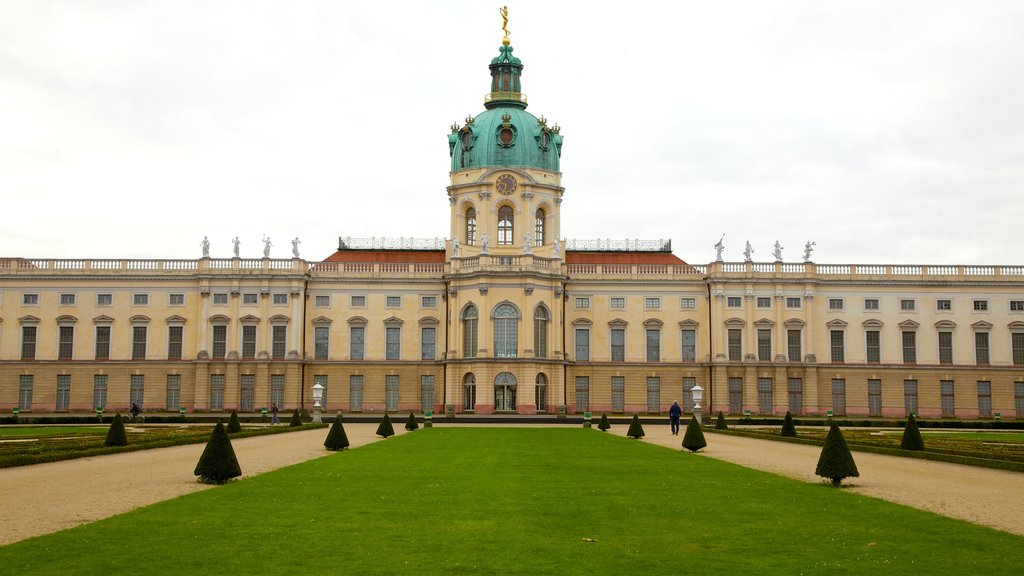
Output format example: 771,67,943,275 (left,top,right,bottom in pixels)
419,316,440,325
678,319,699,328
753,318,775,327
93,315,115,324
898,319,919,329
129,315,151,324
643,318,664,327
56,315,78,324
208,314,231,323
269,314,290,323
825,319,848,328
19,315,40,324
861,319,884,328
1008,321,1024,331
723,317,745,327
348,316,368,326
239,315,260,323
311,316,332,325
971,320,993,330
608,318,628,327
783,318,805,328
383,316,404,326
934,320,956,329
